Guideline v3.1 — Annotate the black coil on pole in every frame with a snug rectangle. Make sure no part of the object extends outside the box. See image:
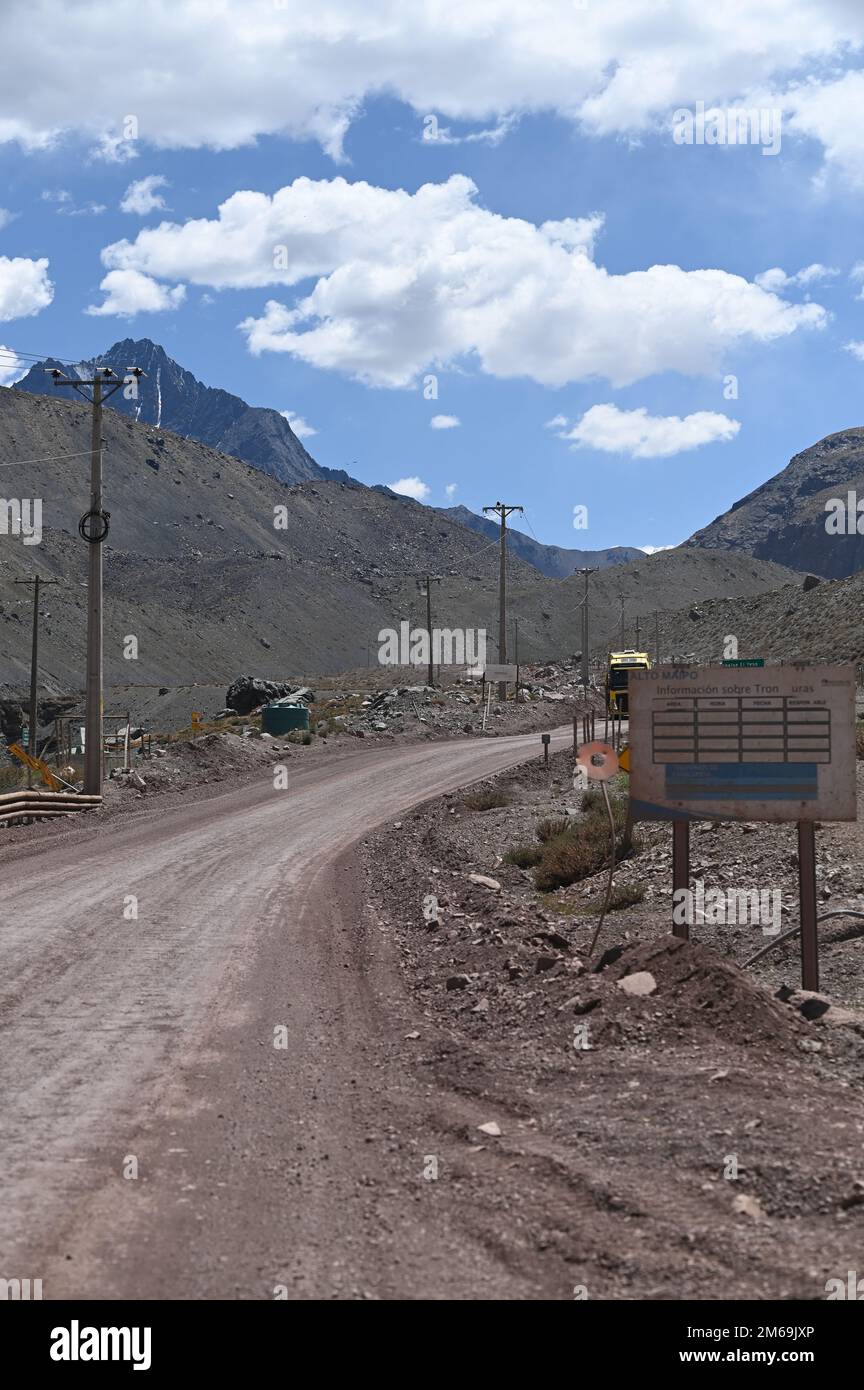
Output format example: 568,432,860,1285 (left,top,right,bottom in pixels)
79,509,110,544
